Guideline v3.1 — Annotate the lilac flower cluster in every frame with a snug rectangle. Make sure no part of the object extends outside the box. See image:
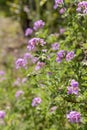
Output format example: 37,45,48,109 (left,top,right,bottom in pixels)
24,53,33,60
0,111,6,119
32,97,42,107
54,0,64,9
59,8,66,14
33,20,45,31
67,111,81,123
25,20,45,36
25,28,33,36
35,61,45,71
31,57,38,64
59,28,65,35
0,70,5,76
15,52,40,69
52,42,60,50
27,38,46,51
77,1,87,14
56,50,75,63
15,58,27,69
67,79,79,95
56,50,65,63
66,51,75,61
15,90,24,98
